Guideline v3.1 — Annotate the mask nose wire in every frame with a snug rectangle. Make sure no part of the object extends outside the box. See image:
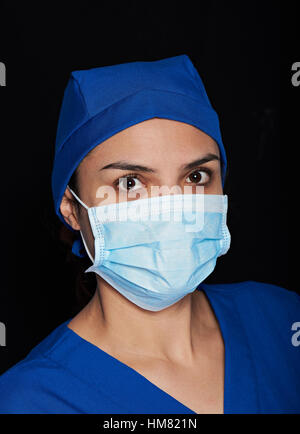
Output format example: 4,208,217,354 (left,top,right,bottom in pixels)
67,185,95,263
